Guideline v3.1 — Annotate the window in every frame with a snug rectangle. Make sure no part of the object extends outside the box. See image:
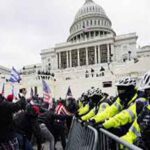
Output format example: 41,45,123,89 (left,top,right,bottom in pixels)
88,47,95,65
96,31,99,36
83,21,85,27
100,44,108,63
91,31,94,37
103,81,112,88
61,51,67,69
71,50,78,67
79,48,86,66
